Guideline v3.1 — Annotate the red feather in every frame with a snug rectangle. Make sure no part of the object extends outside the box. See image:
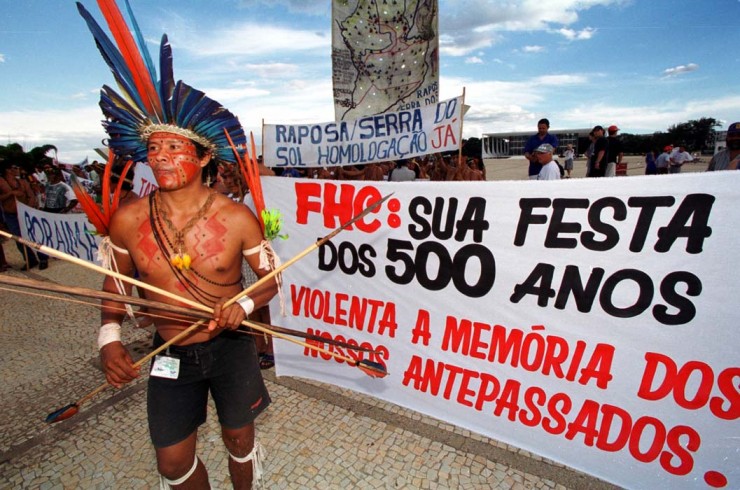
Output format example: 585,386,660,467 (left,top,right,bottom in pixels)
71,175,108,235
247,132,266,223
96,0,162,117
225,130,266,235
111,159,135,214
101,149,114,219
